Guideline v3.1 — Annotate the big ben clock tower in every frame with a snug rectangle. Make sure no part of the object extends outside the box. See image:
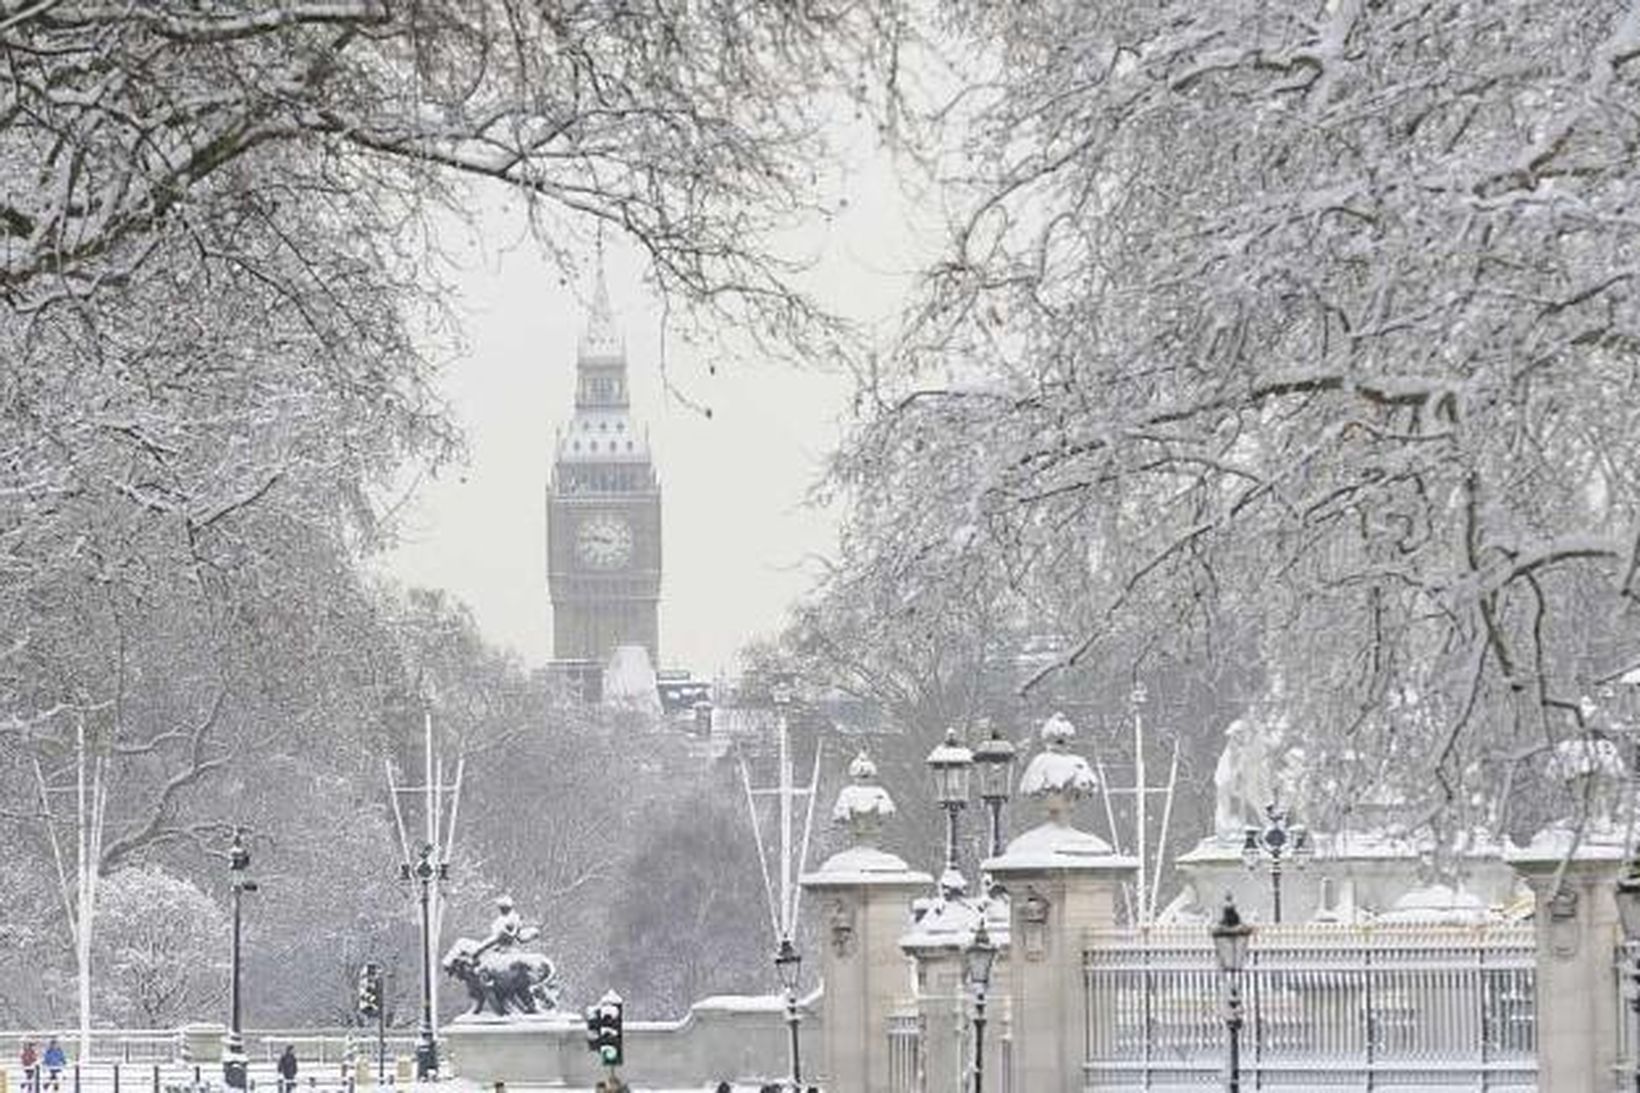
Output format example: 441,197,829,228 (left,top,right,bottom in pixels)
546,270,661,666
